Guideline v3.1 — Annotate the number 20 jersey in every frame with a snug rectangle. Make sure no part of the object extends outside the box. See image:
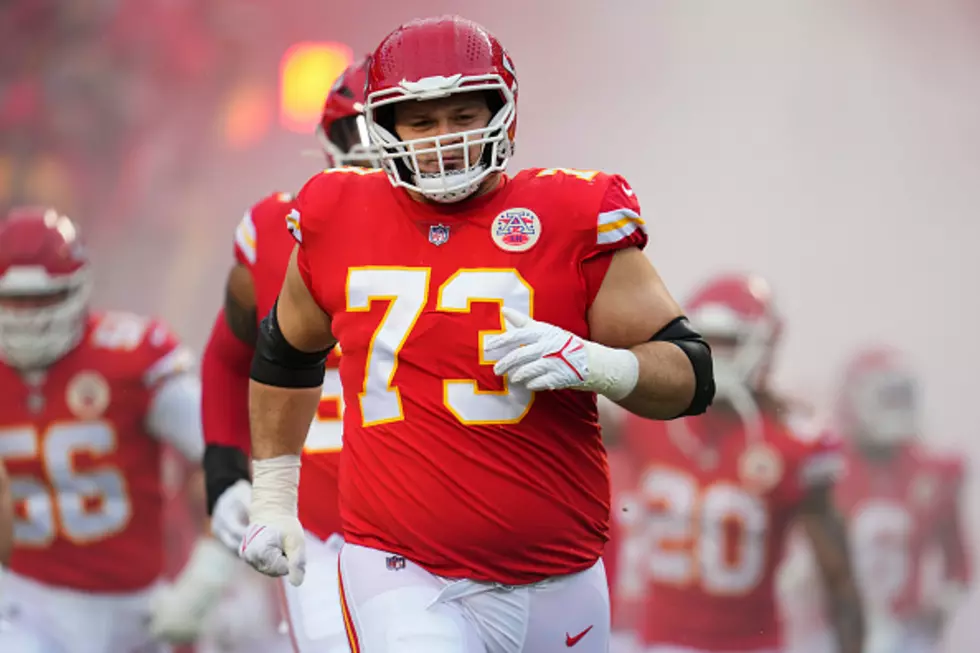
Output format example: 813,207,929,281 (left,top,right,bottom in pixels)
620,410,842,651
292,167,647,584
